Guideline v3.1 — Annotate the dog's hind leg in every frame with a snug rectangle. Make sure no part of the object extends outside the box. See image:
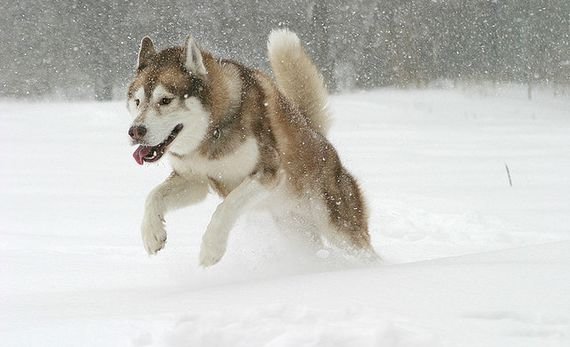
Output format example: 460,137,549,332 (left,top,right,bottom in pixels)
199,176,271,267
311,168,378,261
142,171,208,255
312,214,378,262
315,221,378,261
